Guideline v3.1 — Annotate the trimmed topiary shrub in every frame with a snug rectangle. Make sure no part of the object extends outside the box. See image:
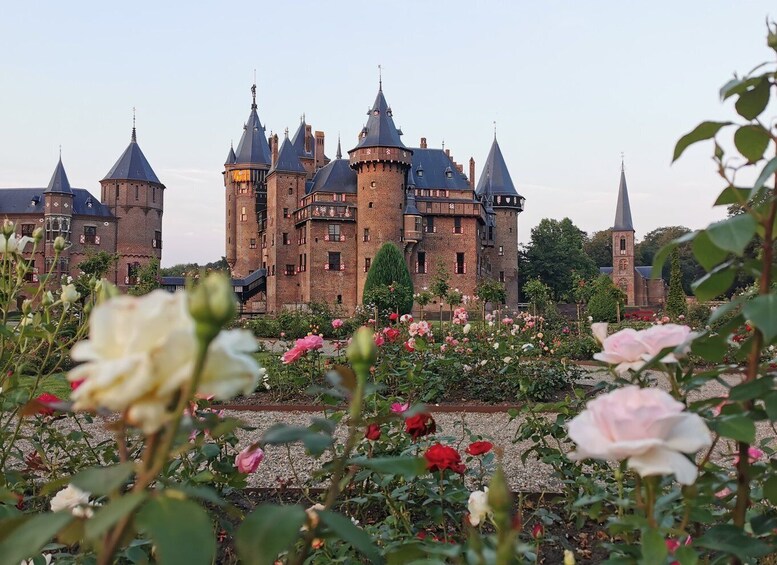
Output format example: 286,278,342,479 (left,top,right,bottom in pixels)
363,242,414,314
665,248,688,317
586,275,626,322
